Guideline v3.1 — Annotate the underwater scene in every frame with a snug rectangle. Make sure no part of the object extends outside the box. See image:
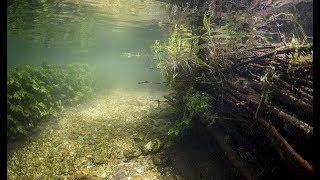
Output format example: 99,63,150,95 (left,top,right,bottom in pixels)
7,0,313,179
